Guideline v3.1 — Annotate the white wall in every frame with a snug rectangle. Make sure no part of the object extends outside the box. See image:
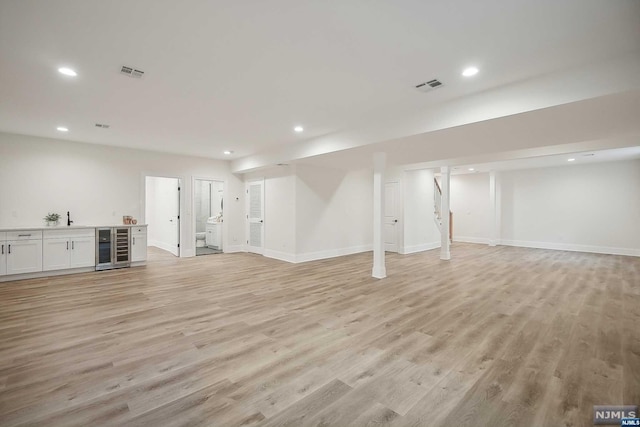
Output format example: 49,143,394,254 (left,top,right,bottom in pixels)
500,160,640,255
0,132,245,256
243,164,373,262
450,173,491,244
146,176,179,253
445,160,640,256
402,169,440,253
264,171,296,259
296,164,372,261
